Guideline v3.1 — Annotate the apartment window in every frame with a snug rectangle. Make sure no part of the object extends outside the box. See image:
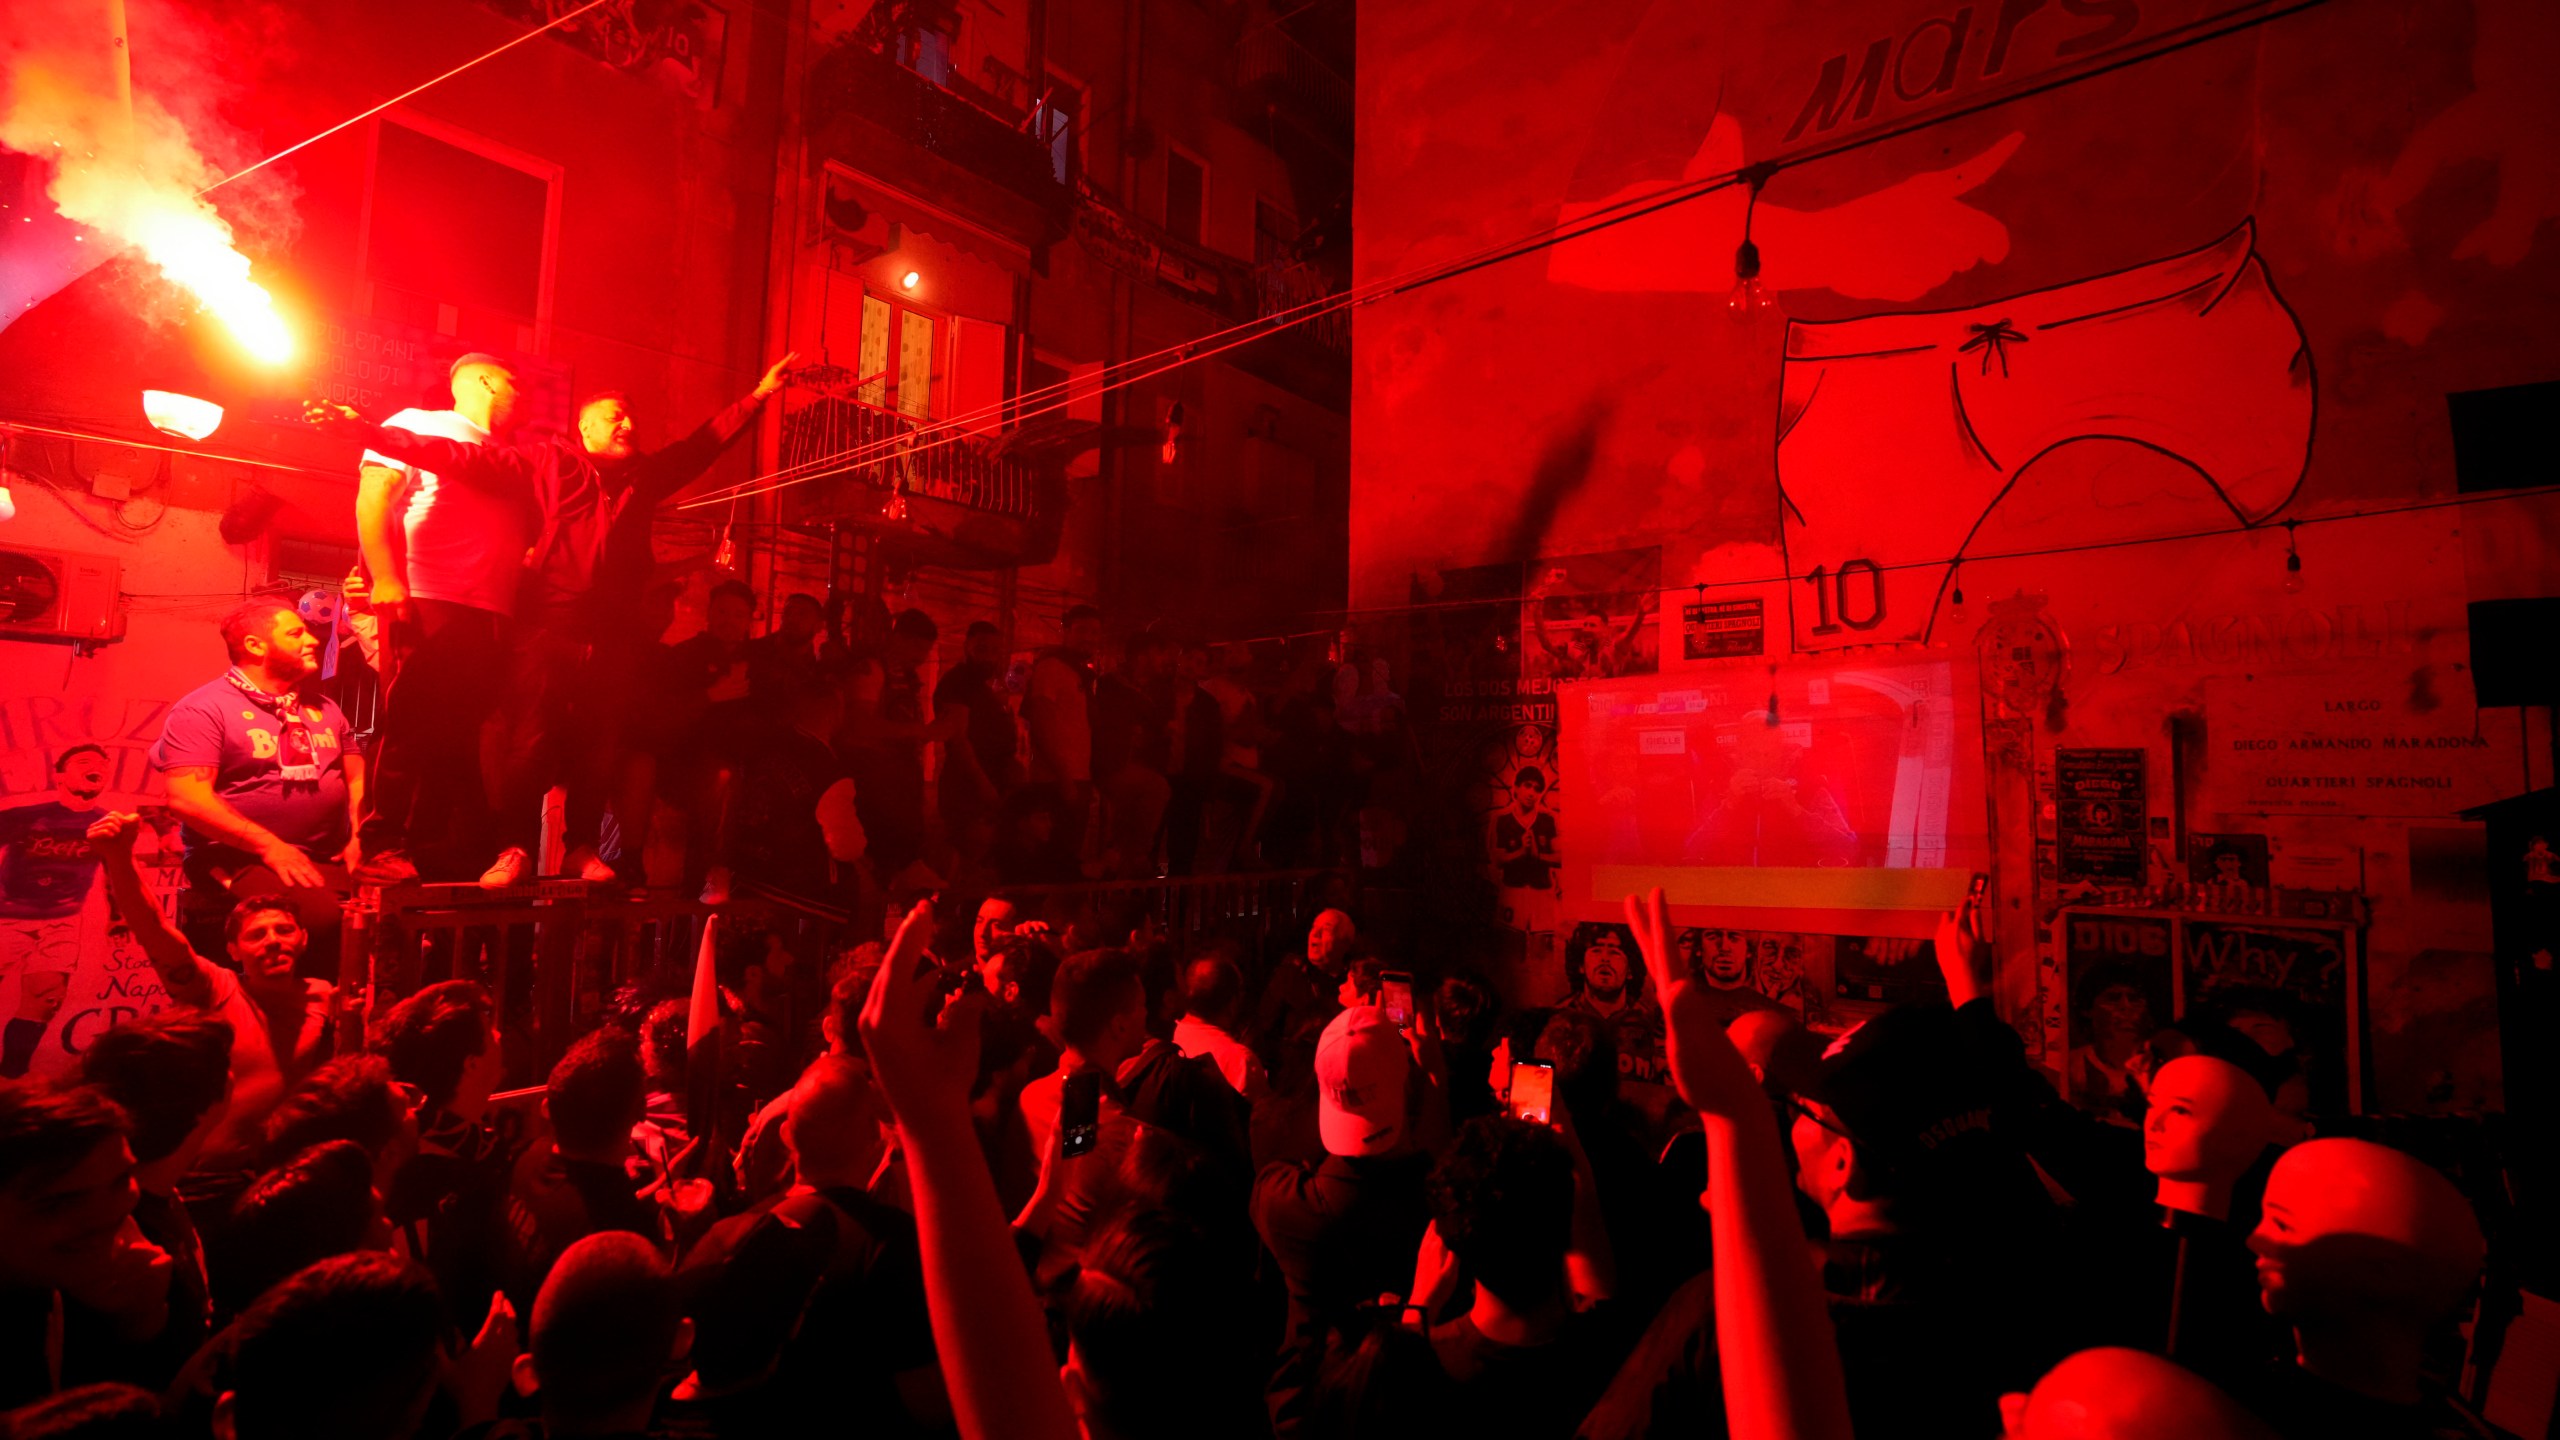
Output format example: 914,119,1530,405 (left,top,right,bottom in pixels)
1038,77,1084,187
1255,198,1296,266
365,120,554,330
856,292,947,420
1164,149,1205,246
